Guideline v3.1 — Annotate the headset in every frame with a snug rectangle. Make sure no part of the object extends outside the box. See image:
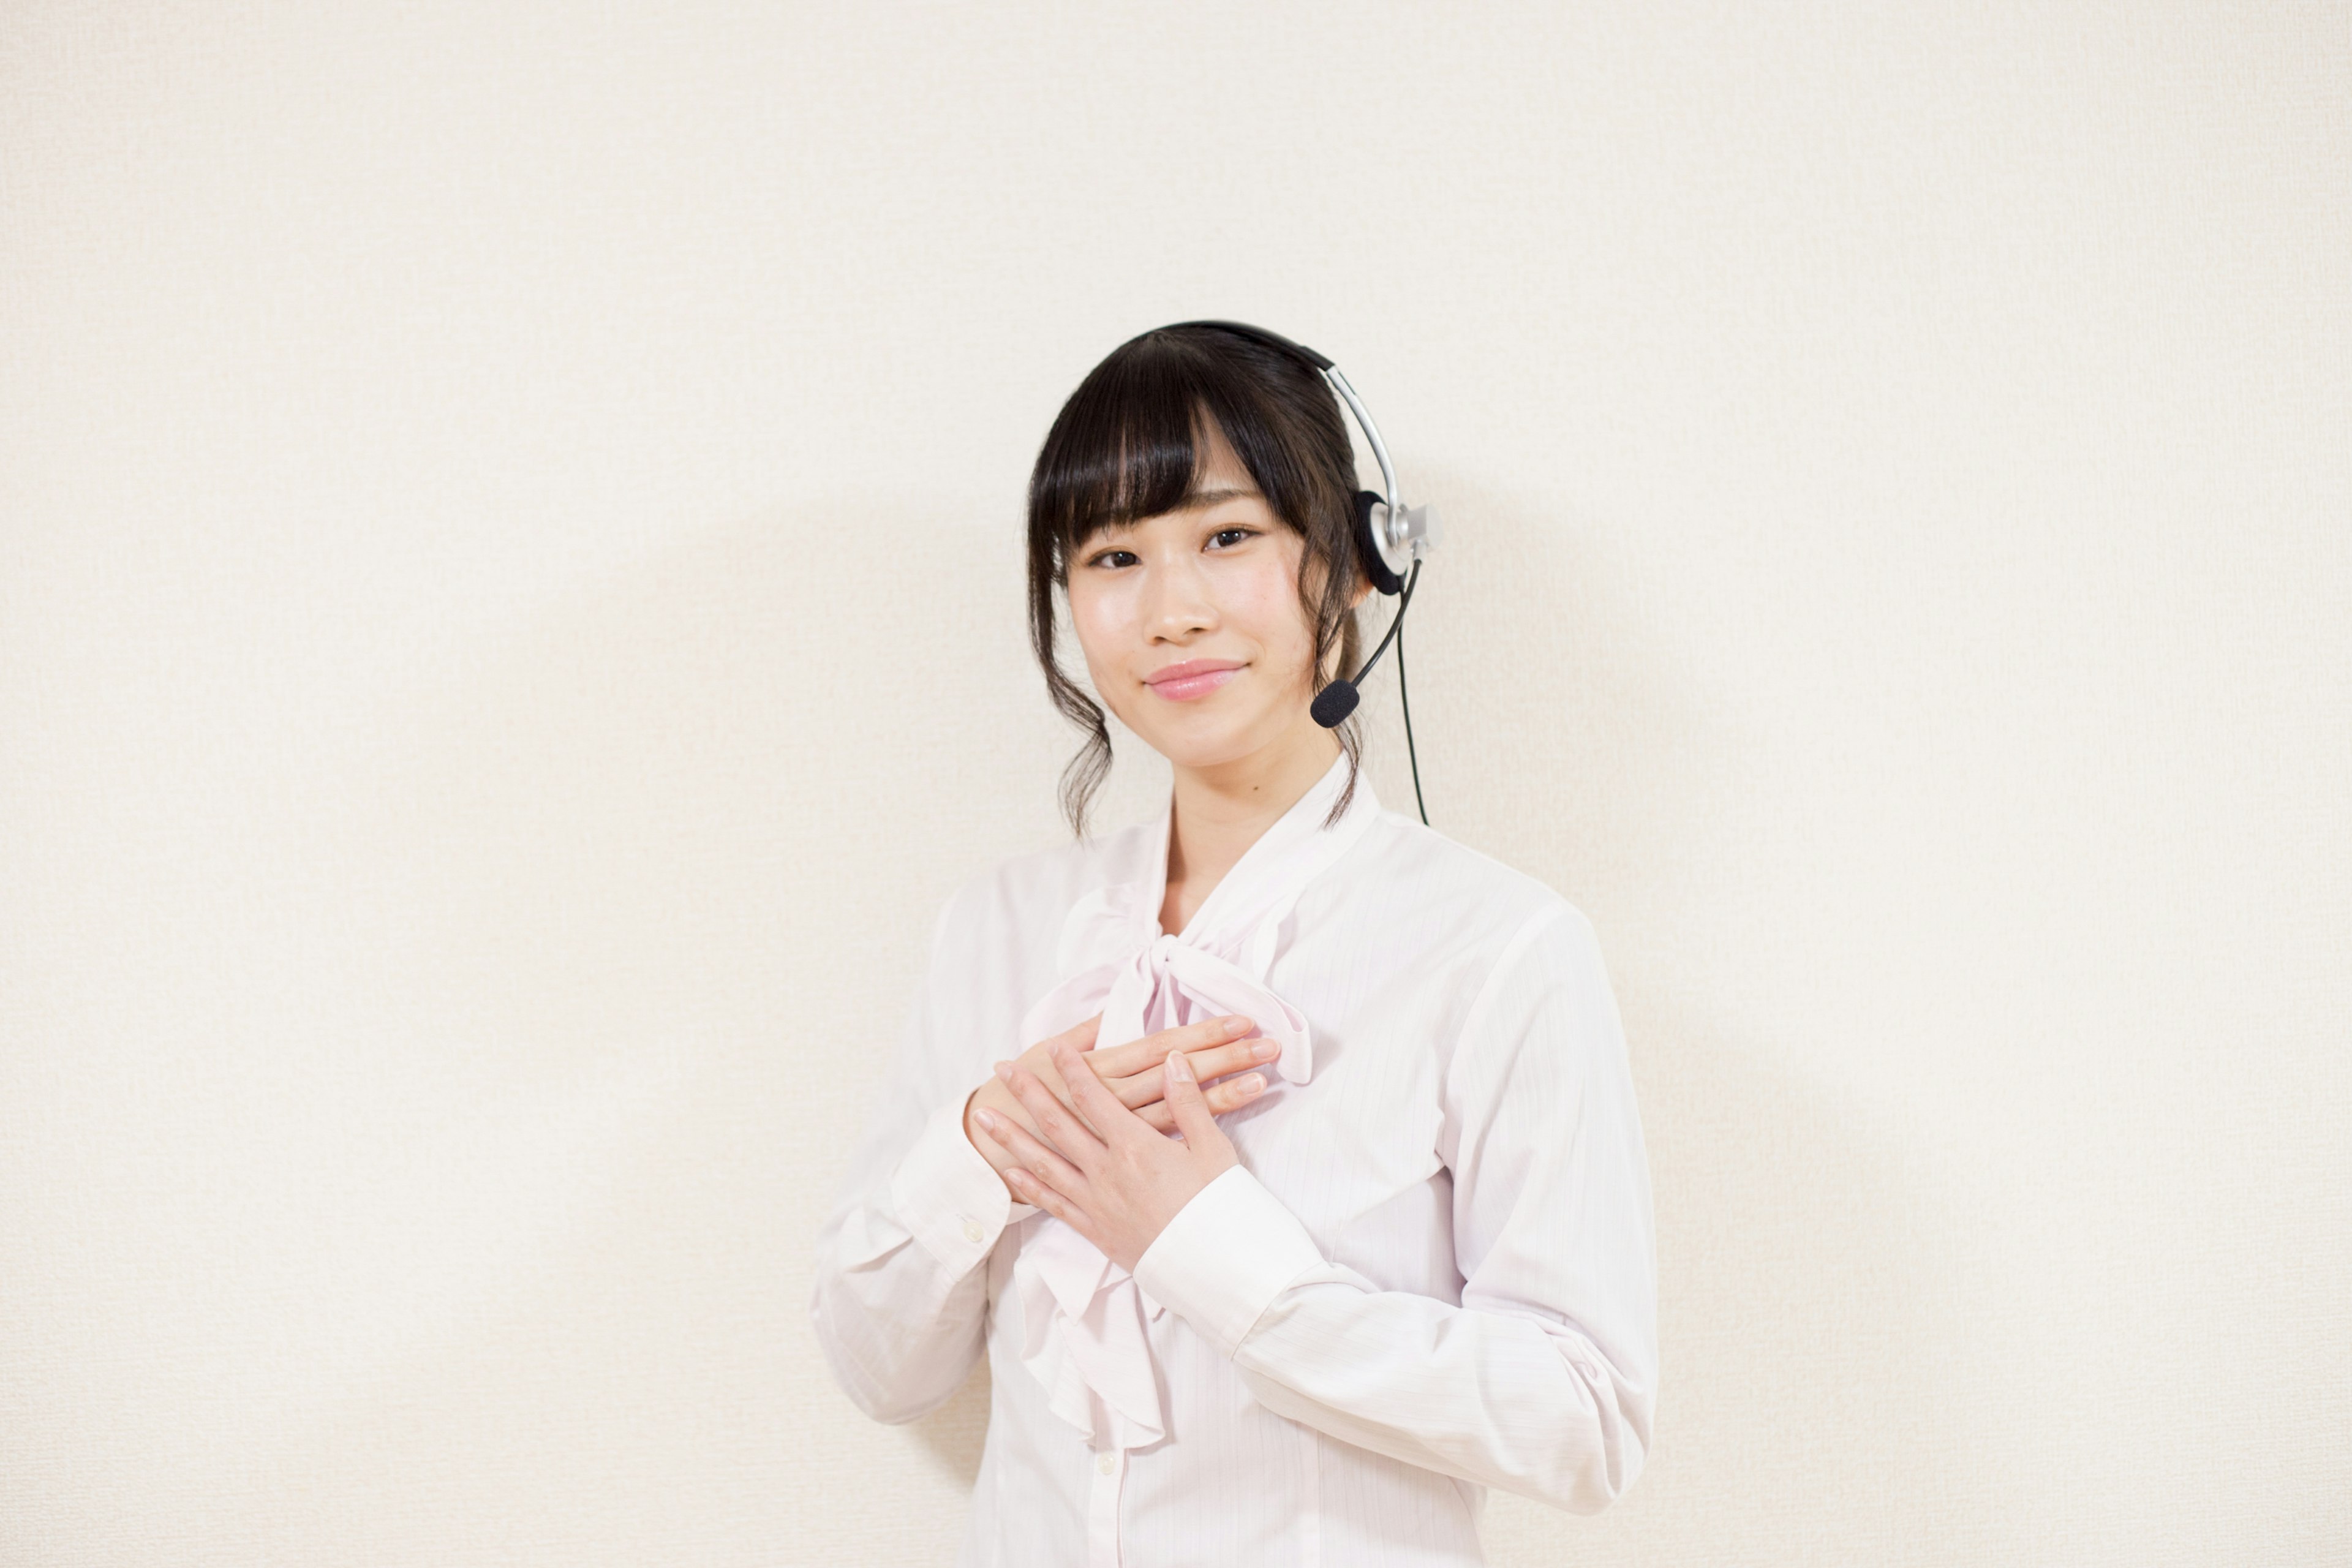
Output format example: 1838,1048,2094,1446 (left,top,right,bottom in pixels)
1158,320,1441,824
